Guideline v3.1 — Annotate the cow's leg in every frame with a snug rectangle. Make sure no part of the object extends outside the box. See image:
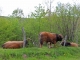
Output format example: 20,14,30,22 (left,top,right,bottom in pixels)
40,40,43,48
40,43,43,48
48,42,52,48
54,43,56,48
53,40,57,48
